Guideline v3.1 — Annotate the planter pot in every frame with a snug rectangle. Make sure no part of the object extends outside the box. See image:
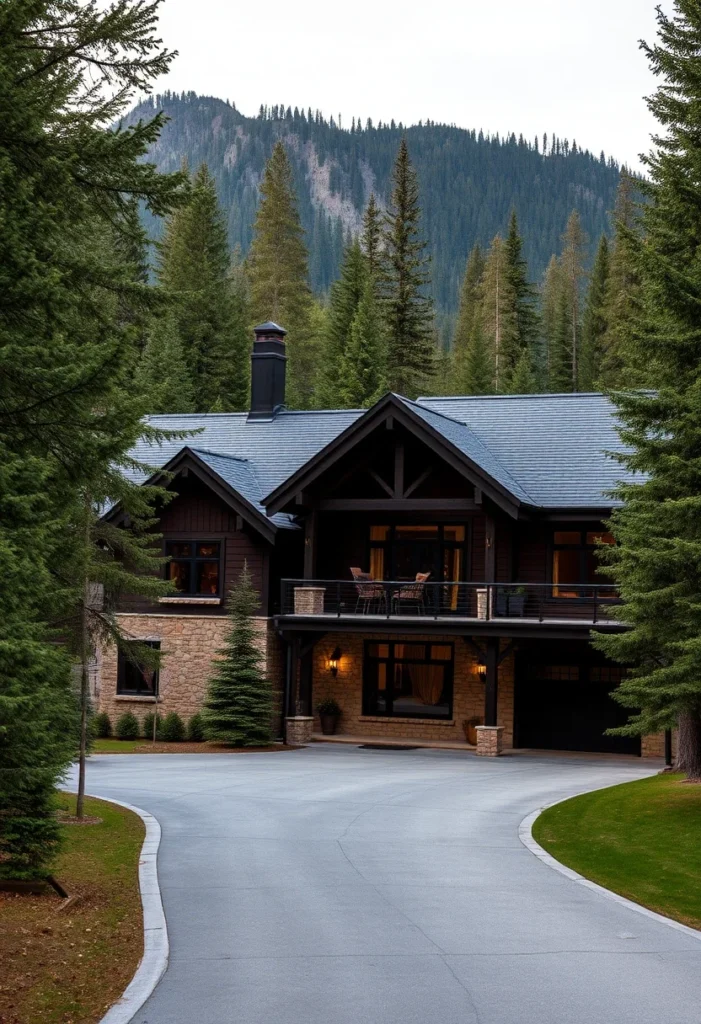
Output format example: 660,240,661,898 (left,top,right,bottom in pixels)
462,716,484,746
319,713,340,736
508,595,526,617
